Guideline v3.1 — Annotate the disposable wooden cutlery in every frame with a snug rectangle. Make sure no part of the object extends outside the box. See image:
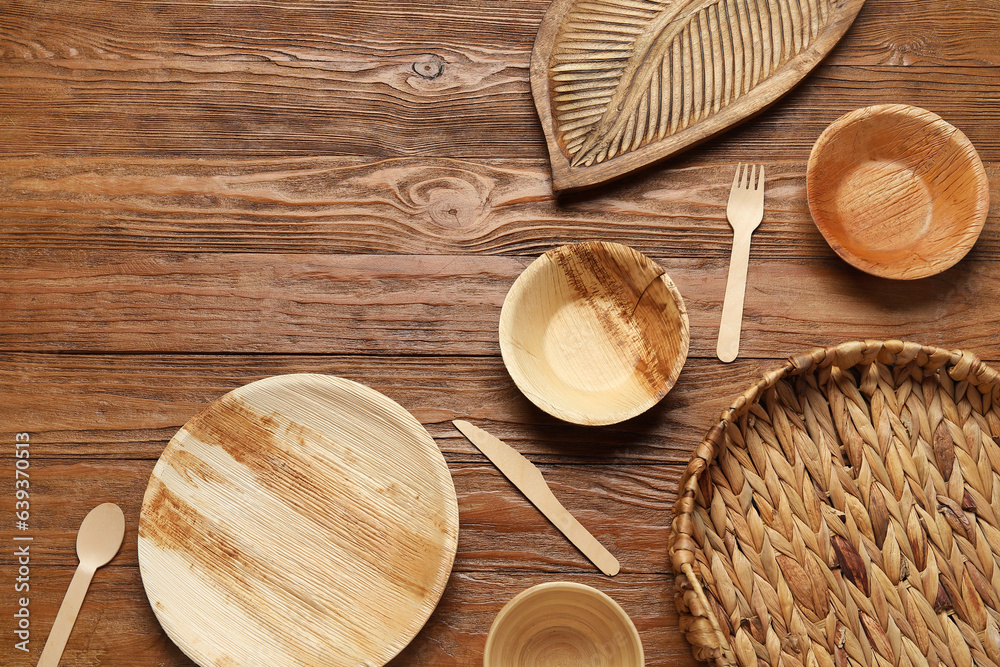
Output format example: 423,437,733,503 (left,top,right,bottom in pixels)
453,420,619,576
717,163,765,363
37,503,125,667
